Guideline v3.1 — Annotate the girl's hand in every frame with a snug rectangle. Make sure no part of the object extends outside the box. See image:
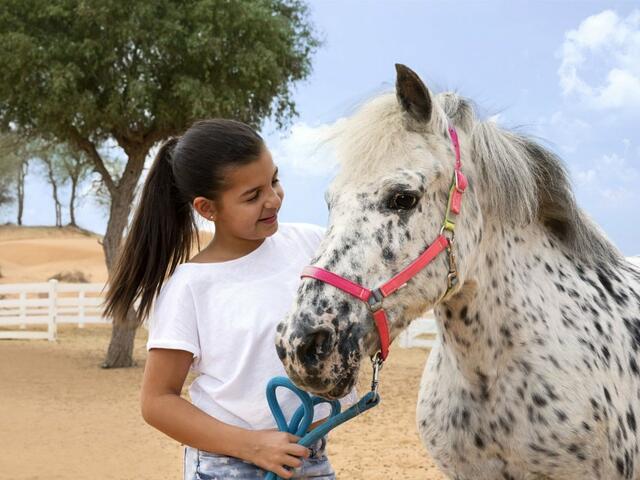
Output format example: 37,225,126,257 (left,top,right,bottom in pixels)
242,430,310,479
